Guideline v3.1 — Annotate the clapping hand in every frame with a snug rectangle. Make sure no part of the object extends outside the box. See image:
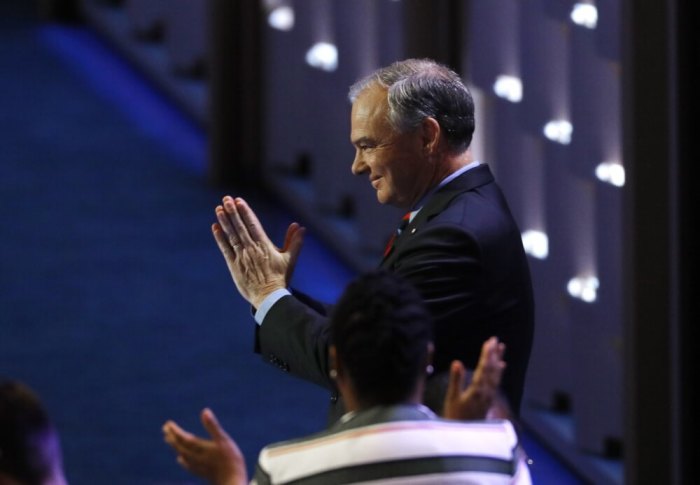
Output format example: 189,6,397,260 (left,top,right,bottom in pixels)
163,408,247,485
442,336,506,420
212,196,305,309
